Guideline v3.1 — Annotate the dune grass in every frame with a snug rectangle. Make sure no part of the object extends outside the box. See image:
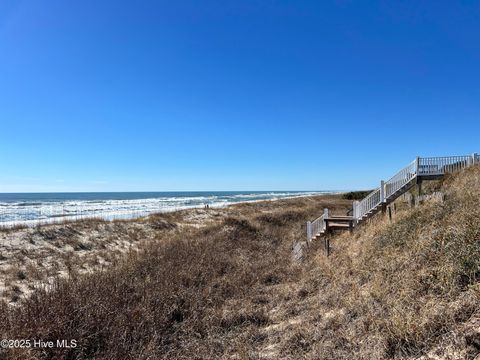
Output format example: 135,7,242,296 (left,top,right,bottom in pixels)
0,167,479,359
282,166,480,359
0,195,349,359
